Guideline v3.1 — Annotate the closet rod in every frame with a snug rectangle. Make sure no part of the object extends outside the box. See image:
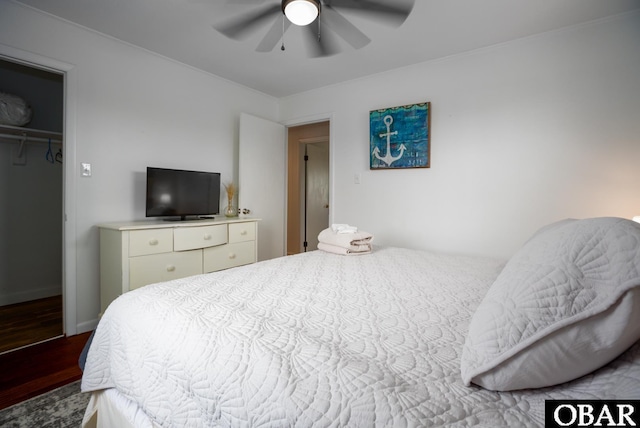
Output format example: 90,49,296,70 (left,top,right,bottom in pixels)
0,133,62,144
